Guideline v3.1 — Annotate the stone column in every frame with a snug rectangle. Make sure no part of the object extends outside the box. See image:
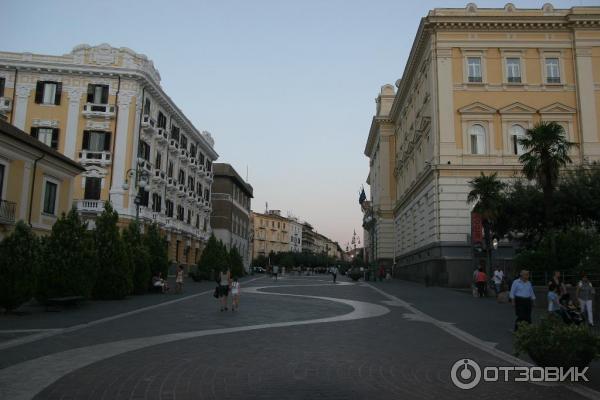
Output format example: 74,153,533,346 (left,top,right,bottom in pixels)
436,47,456,157
13,84,34,130
19,161,33,220
63,87,85,160
109,92,134,213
